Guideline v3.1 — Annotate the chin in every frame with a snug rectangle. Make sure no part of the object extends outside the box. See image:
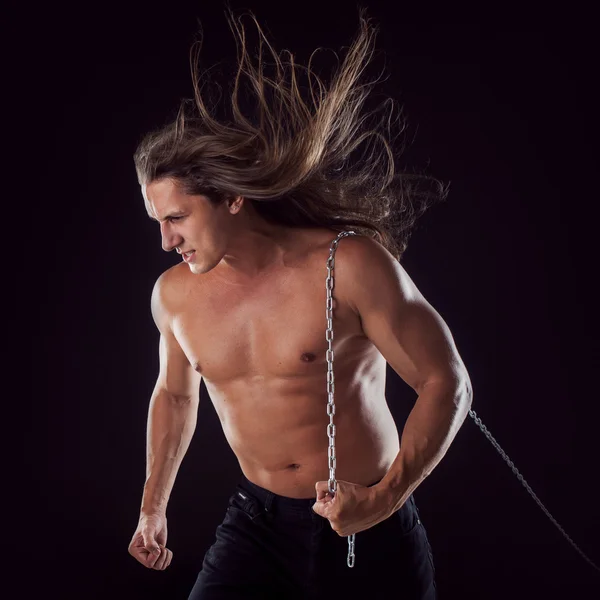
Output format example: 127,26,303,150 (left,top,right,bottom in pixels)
188,260,215,276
